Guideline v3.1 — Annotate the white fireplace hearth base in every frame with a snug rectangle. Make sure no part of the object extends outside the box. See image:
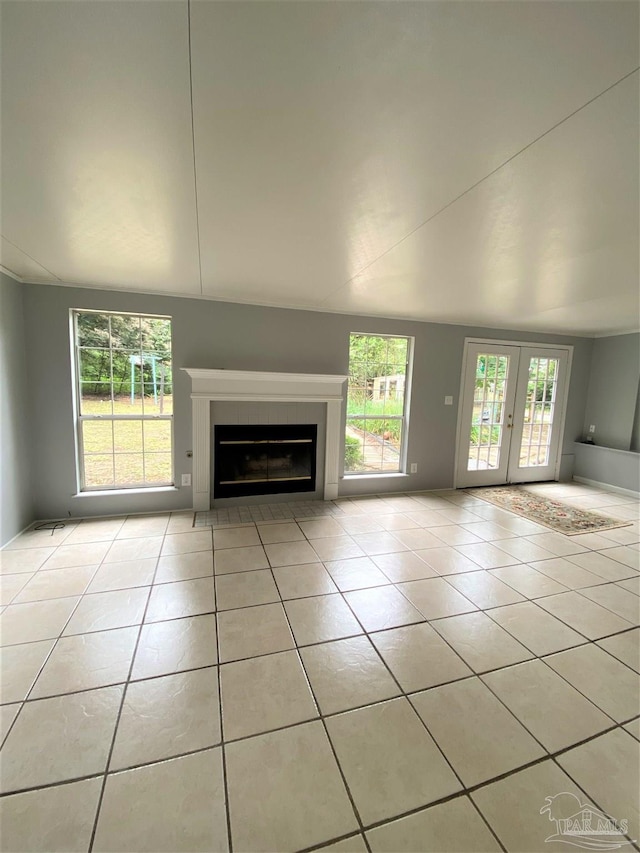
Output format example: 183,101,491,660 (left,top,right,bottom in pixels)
182,369,348,511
